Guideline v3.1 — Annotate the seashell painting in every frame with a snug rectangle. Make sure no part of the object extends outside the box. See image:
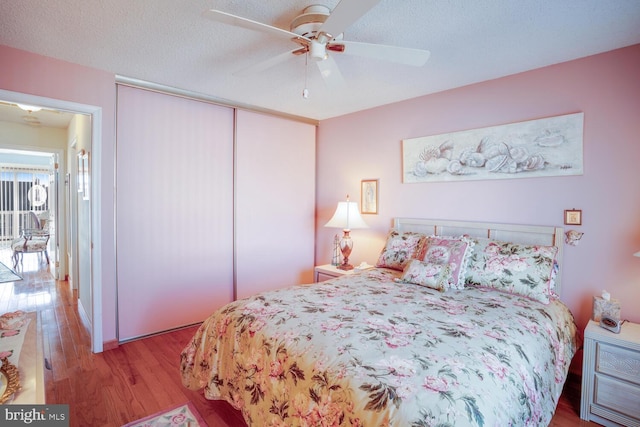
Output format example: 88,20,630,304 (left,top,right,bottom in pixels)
402,112,583,183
